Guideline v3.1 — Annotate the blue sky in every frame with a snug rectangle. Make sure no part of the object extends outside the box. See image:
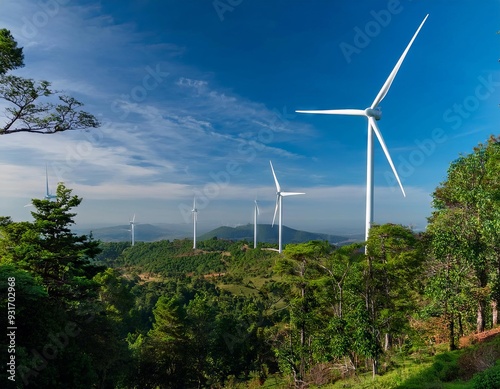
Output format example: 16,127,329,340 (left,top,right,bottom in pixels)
0,0,499,235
